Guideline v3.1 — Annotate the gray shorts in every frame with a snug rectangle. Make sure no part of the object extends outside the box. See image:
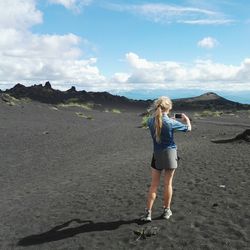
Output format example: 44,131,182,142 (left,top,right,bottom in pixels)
151,148,178,171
